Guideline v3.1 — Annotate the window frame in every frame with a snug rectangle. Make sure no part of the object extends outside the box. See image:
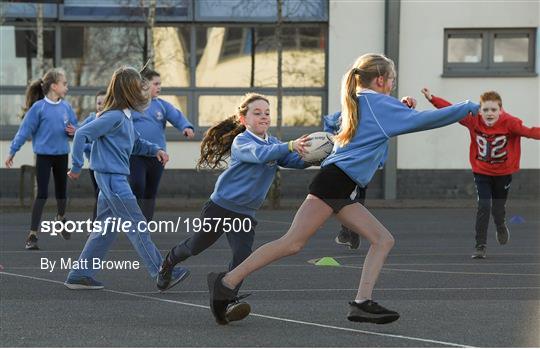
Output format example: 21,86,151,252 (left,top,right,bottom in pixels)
0,20,328,141
443,28,537,77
